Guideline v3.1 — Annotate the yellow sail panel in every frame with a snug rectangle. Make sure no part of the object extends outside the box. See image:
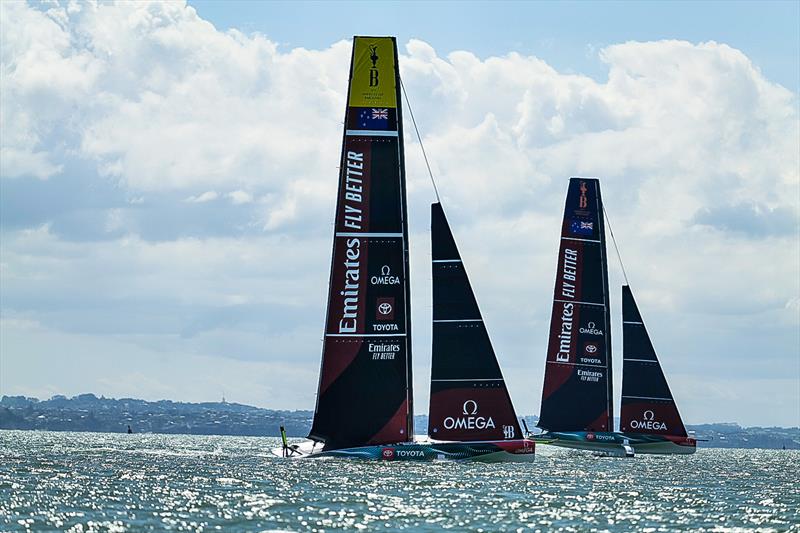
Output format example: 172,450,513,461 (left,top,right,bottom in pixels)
348,37,397,108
